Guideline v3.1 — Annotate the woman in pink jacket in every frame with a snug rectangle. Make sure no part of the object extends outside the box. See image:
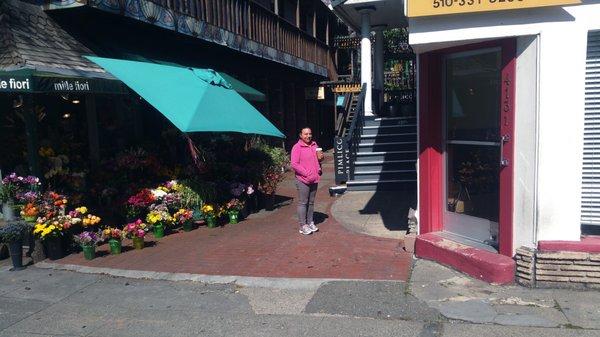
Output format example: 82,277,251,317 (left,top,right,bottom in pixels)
291,127,324,235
